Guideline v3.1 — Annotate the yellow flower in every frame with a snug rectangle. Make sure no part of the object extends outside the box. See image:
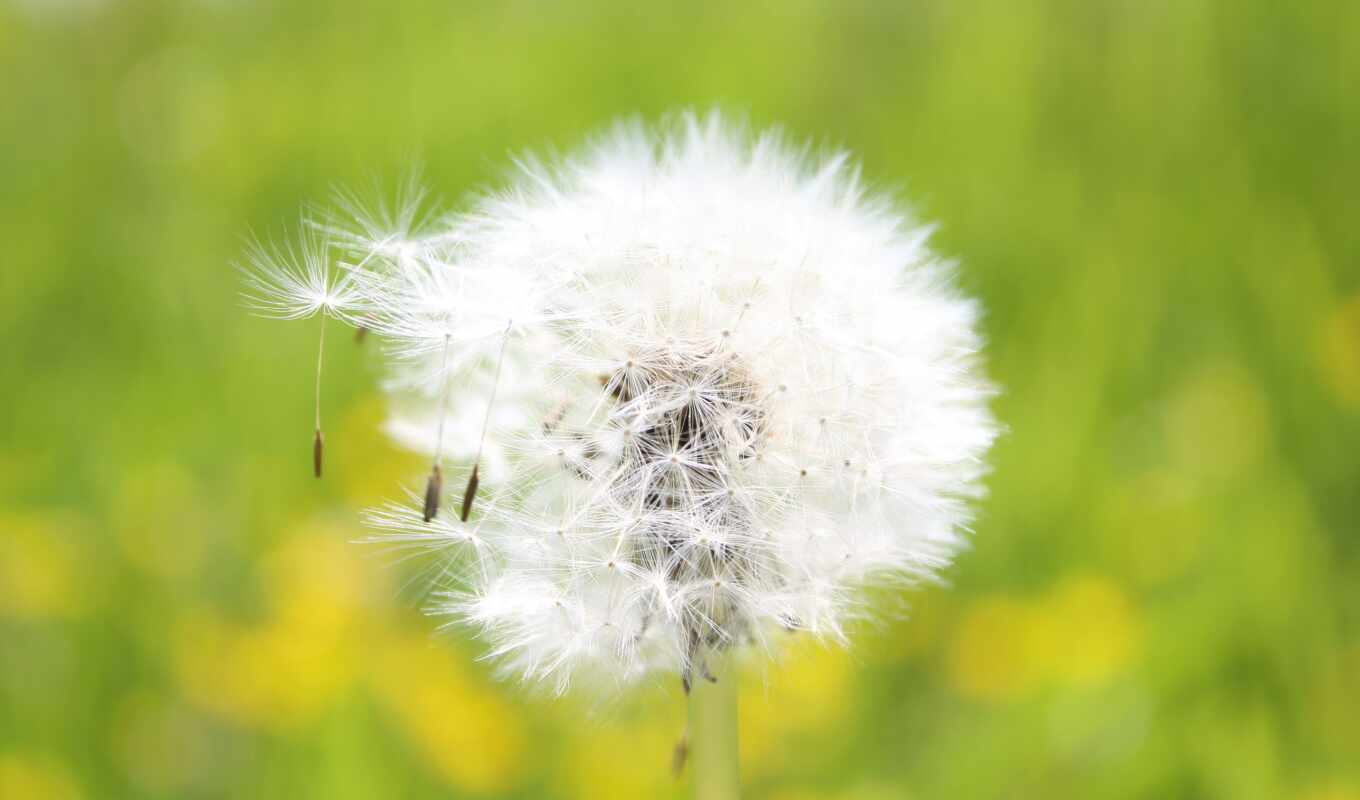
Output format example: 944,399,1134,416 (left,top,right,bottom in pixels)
369,633,526,794
0,512,86,619
947,574,1142,700
558,719,679,800
947,596,1040,701
741,639,855,777
1039,575,1142,688
172,526,370,731
0,753,82,800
